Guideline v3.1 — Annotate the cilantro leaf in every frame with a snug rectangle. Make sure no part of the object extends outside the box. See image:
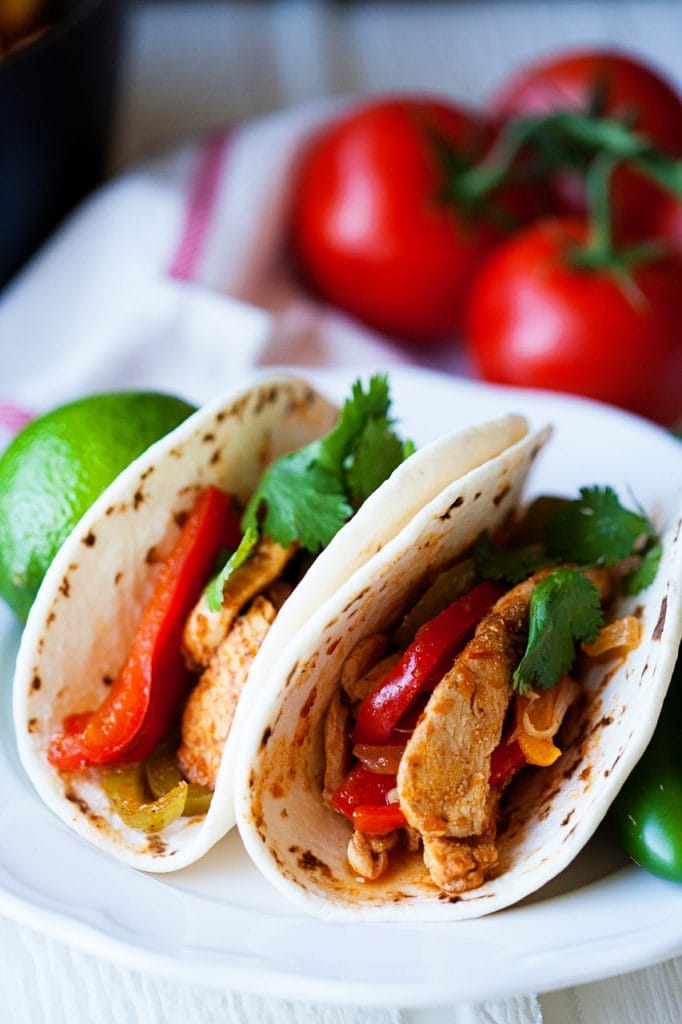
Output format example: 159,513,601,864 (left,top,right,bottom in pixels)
622,541,662,595
474,531,551,584
346,418,414,504
315,375,392,478
204,527,259,612
546,486,655,566
513,568,604,694
241,374,413,553
242,449,352,553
